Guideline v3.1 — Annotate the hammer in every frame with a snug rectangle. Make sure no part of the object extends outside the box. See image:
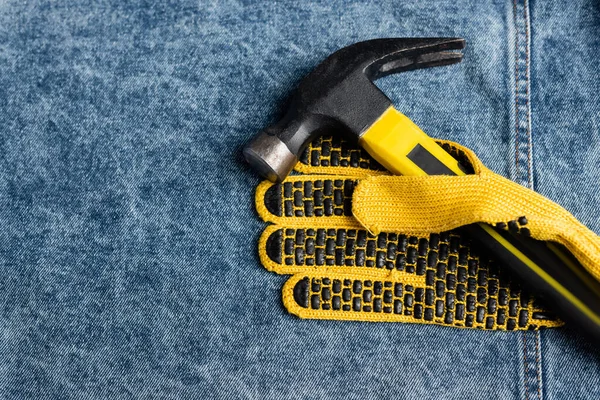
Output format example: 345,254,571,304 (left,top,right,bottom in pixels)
244,38,600,340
